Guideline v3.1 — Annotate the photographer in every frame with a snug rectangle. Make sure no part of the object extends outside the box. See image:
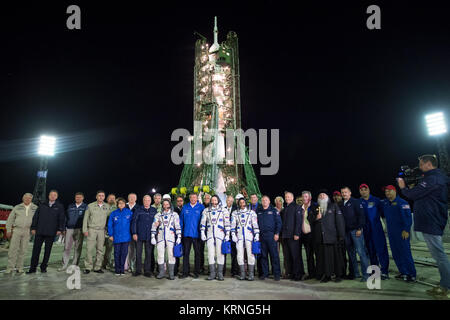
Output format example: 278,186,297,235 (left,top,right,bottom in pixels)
398,154,450,298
